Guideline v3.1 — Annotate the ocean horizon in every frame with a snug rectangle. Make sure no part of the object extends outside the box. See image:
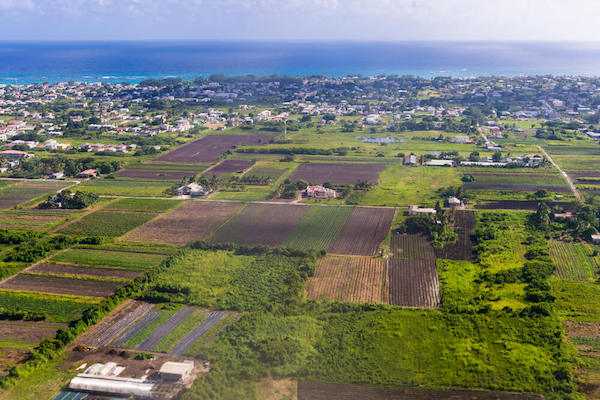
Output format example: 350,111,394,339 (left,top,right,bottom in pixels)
2,40,600,84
